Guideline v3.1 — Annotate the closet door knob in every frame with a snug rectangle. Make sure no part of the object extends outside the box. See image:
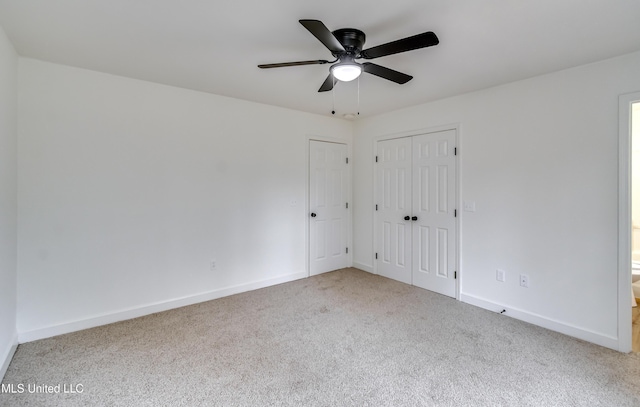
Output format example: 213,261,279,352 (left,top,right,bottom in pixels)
311,213,317,218
404,216,410,220
412,216,418,221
